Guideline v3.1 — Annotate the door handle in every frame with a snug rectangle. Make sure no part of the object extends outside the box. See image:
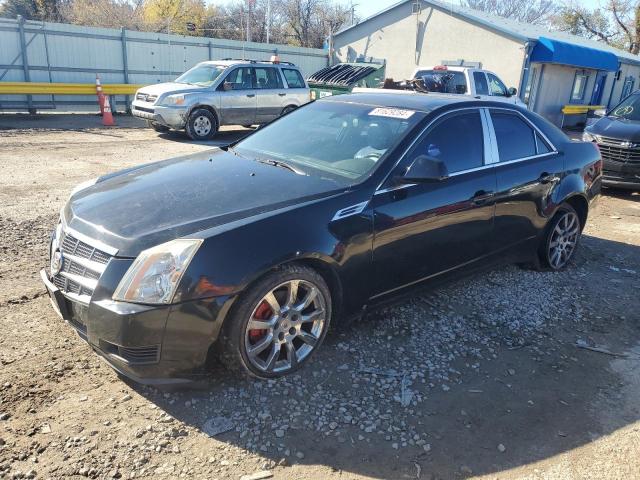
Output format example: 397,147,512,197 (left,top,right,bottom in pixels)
472,190,494,205
246,94,256,98
538,172,554,184
278,93,287,97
